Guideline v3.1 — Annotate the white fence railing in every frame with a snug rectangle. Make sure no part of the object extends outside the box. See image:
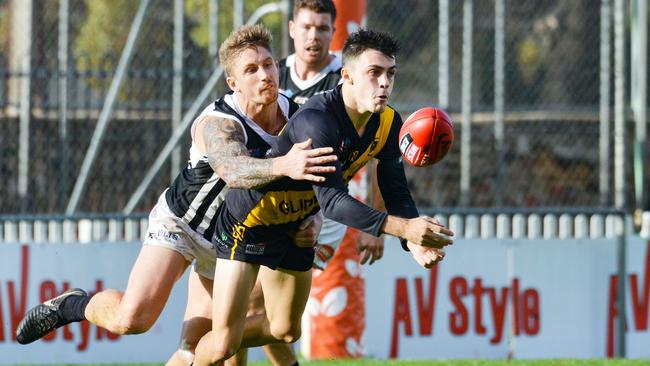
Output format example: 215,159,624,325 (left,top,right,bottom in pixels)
3,211,650,243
